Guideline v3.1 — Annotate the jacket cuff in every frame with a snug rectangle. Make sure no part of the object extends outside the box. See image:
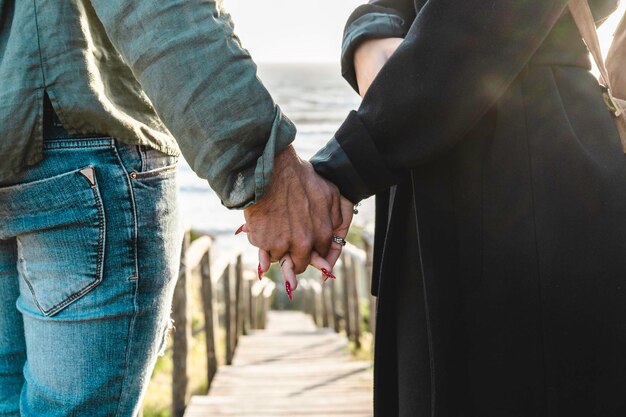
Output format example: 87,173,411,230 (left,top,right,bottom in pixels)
311,111,398,203
225,106,296,209
252,106,296,205
341,13,407,92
